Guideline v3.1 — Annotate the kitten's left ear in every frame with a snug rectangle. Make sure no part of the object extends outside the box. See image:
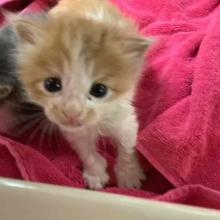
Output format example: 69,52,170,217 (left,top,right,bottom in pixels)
121,37,154,58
